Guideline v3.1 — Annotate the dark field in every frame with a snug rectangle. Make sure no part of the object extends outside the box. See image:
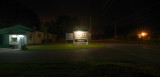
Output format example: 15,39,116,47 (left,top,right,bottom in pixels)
0,62,160,77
